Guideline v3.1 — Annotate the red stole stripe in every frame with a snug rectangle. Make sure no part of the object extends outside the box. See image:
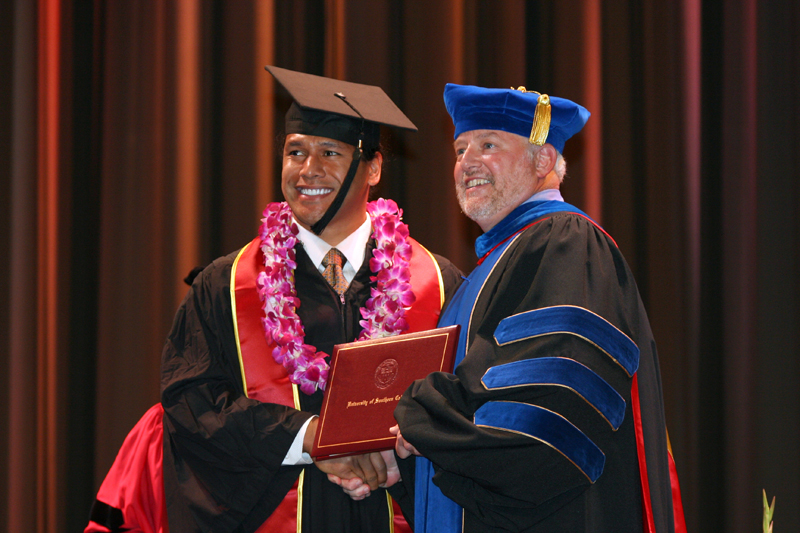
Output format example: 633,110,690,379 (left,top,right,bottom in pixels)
232,236,443,533
233,238,299,533
405,237,444,331
233,238,296,406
